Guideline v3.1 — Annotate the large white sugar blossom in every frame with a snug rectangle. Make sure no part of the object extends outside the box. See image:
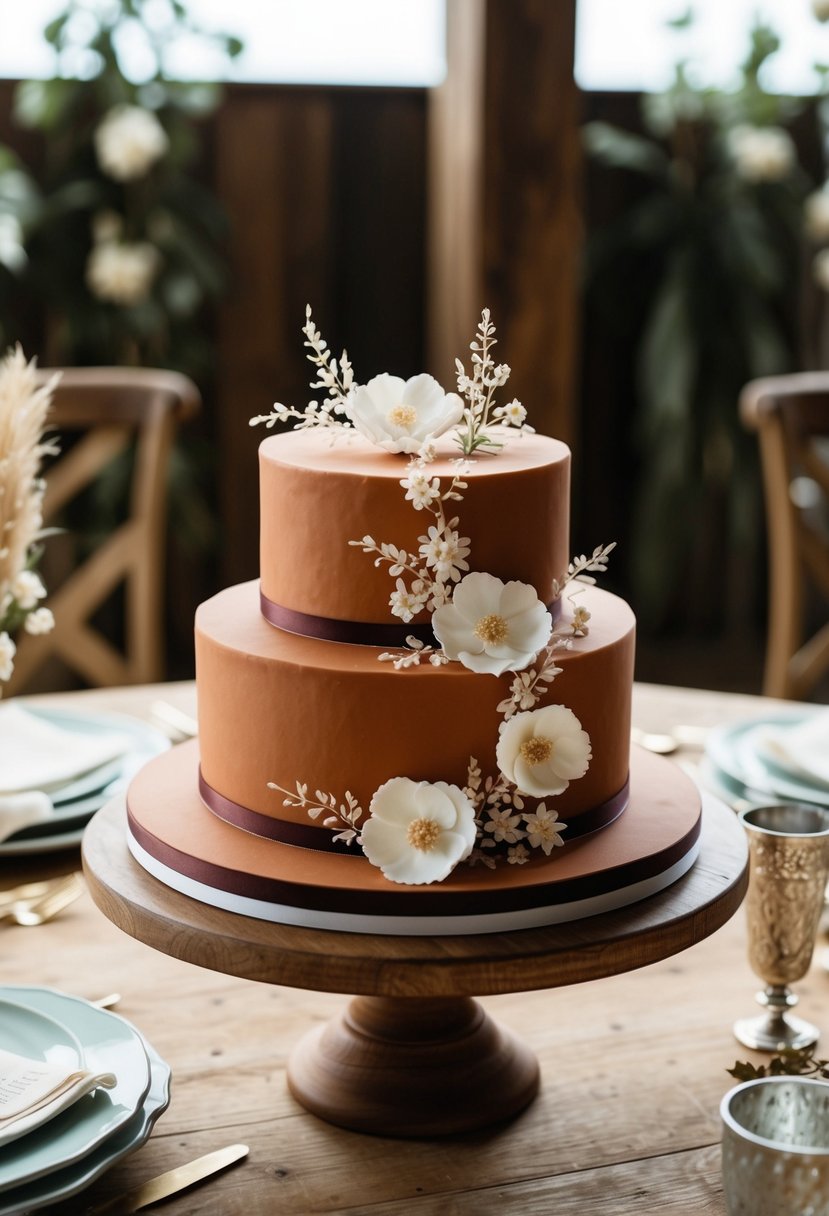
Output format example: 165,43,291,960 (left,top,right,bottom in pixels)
432,571,552,676
10,569,46,610
359,777,477,885
727,125,795,183
349,373,464,454
94,105,169,181
86,242,161,306
496,704,591,797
